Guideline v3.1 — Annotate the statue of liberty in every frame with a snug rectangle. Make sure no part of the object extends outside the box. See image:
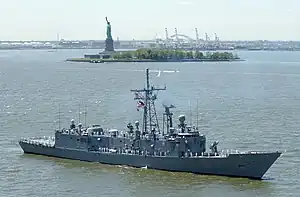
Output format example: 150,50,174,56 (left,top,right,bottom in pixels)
105,17,112,40
104,16,114,52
